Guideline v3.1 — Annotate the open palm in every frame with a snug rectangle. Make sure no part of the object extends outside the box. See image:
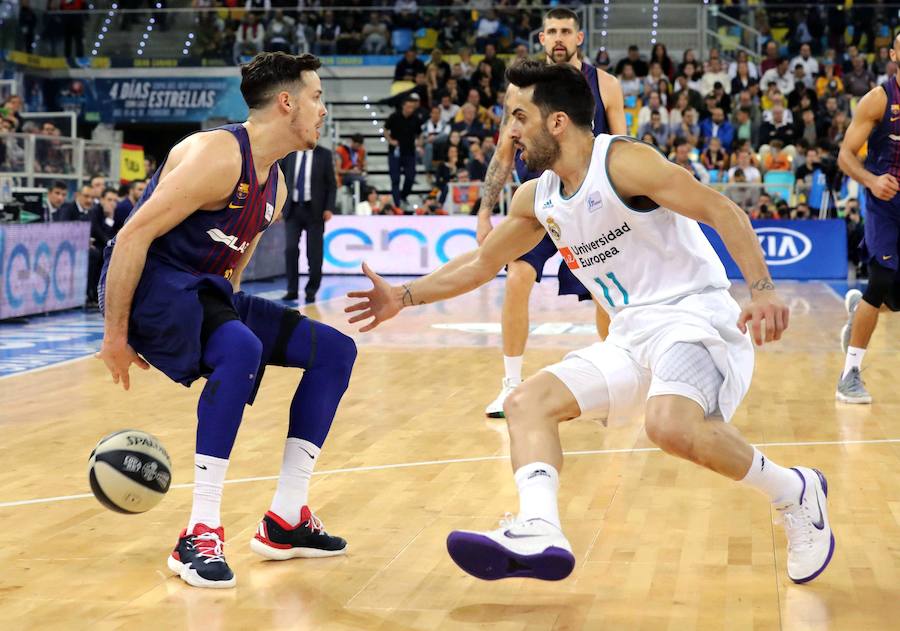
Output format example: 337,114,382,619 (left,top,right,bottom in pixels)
345,262,403,332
